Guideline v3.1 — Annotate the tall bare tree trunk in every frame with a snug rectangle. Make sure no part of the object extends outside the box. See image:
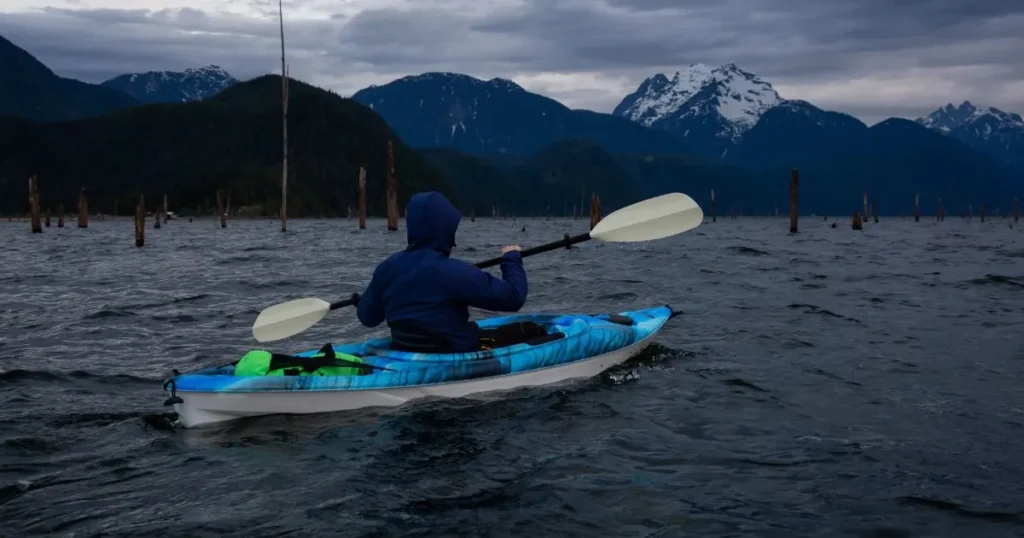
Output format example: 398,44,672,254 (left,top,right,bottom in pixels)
279,0,289,232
